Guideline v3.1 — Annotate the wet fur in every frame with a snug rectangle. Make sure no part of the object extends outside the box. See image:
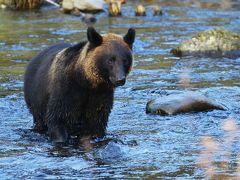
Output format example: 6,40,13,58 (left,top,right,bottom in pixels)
24,28,135,142
24,42,113,139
